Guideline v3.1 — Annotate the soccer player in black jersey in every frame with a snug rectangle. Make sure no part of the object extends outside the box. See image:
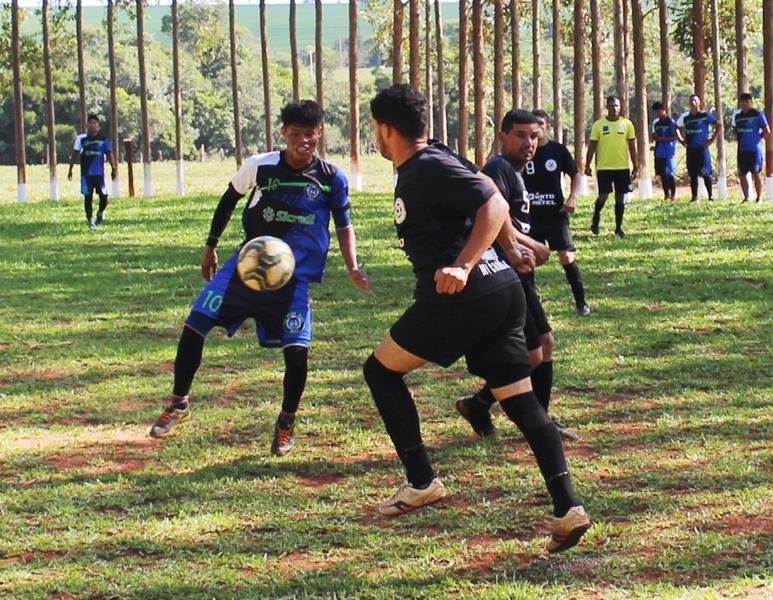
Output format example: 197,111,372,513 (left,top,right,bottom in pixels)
365,84,590,553
148,100,371,456
526,110,589,317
